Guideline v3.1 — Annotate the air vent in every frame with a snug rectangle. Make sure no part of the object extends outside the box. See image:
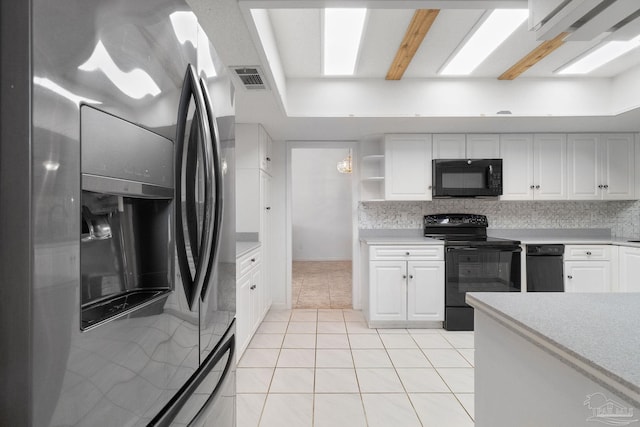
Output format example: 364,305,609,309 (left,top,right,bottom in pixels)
231,66,269,90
